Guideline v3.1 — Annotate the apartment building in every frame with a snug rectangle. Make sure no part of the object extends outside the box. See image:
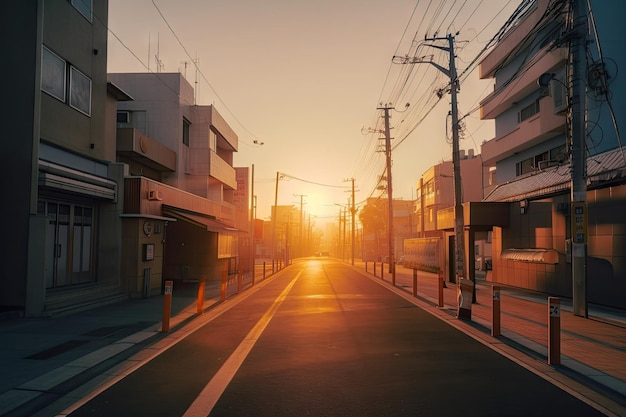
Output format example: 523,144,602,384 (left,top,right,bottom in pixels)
108,73,242,296
478,0,626,308
413,150,492,282
2,1,131,317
